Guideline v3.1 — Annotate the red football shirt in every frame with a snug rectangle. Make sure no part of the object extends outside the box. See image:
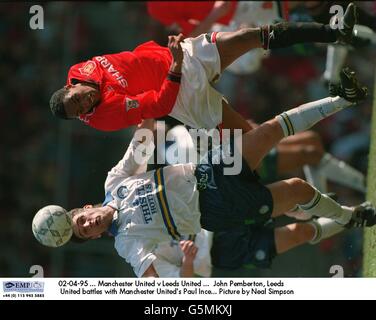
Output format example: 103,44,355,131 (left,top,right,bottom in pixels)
67,41,180,131
147,1,238,36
